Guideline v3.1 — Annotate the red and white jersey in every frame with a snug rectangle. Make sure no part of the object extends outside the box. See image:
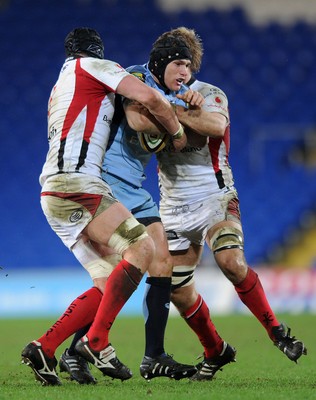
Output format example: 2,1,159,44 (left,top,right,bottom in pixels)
40,57,129,186
157,79,234,204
